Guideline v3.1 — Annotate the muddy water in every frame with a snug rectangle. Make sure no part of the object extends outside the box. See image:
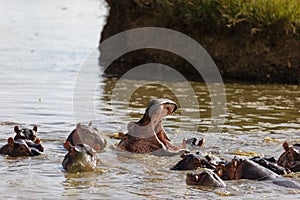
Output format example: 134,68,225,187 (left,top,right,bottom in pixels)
0,0,300,199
